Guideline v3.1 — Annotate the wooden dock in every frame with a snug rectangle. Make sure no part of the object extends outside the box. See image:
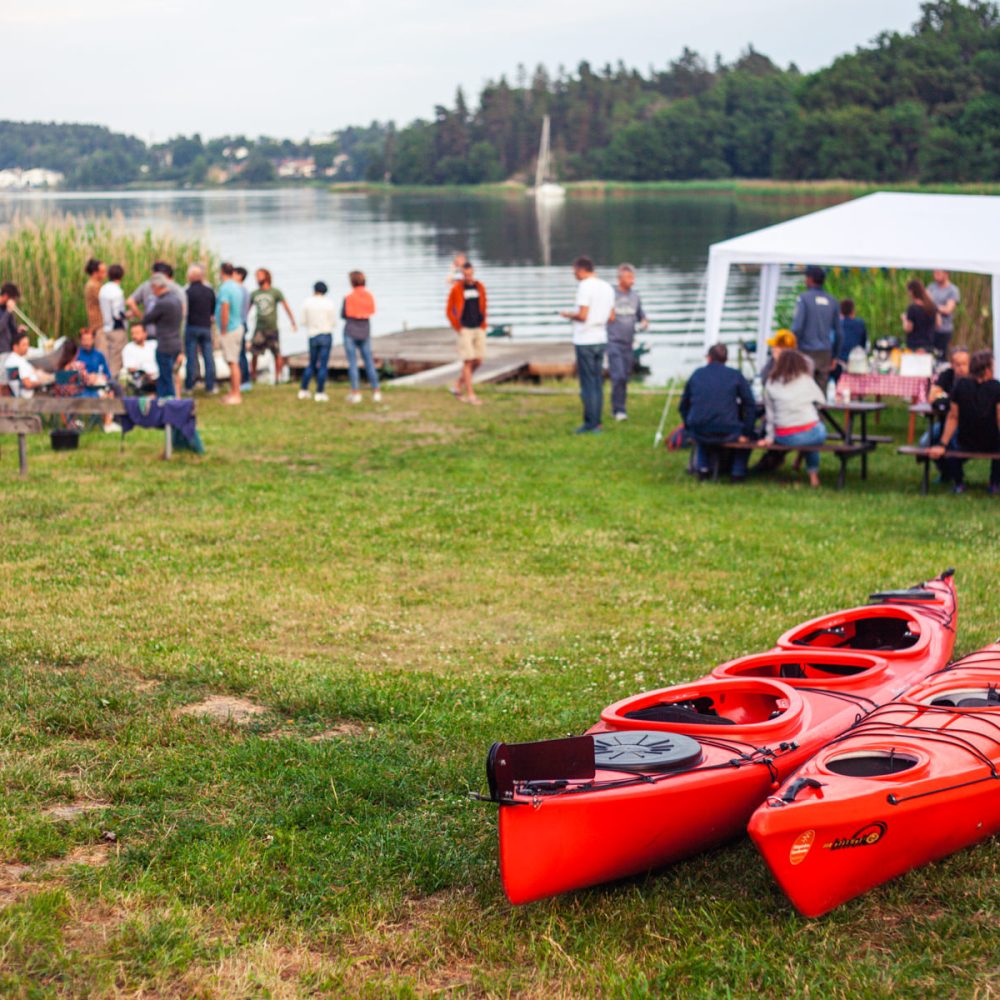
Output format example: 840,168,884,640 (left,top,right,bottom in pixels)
286,328,575,387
